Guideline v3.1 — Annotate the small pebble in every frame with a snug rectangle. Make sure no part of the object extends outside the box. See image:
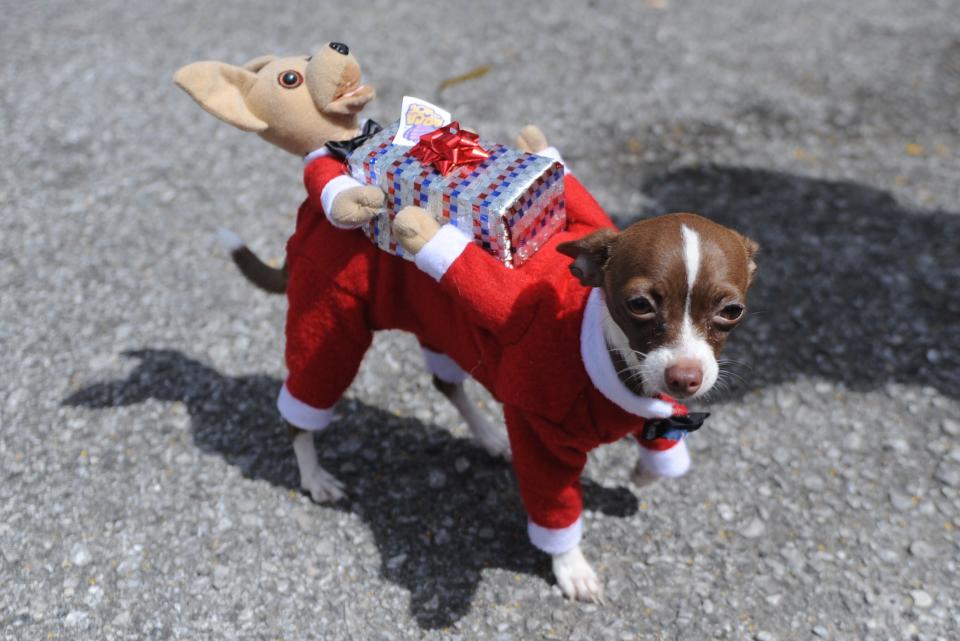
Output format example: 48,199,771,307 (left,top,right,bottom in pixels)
942,418,960,436
909,589,933,609
934,464,960,488
740,518,766,539
70,544,92,567
428,469,447,488
812,625,829,638
889,491,913,511
909,540,936,559
454,457,470,474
